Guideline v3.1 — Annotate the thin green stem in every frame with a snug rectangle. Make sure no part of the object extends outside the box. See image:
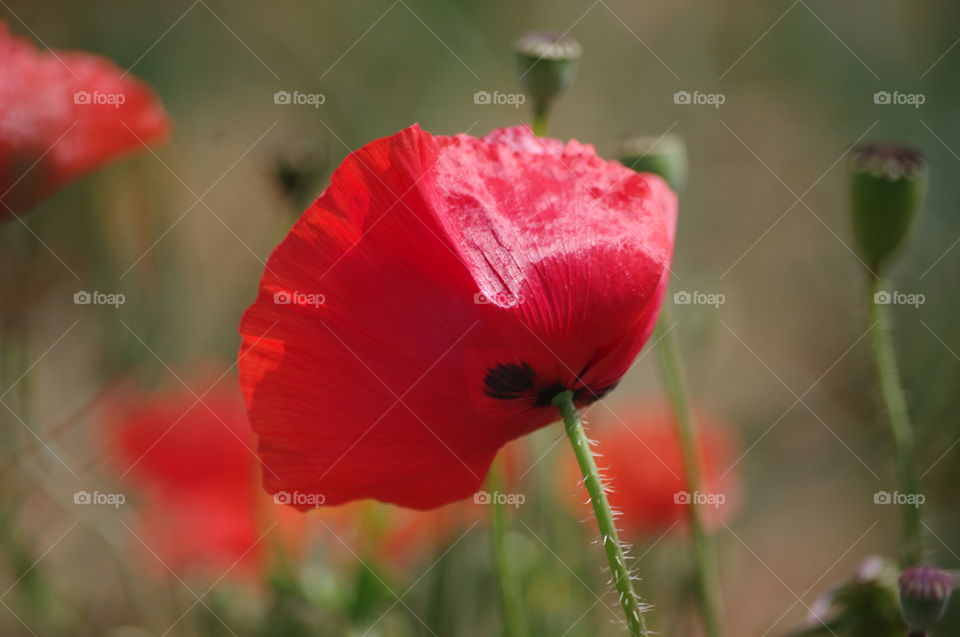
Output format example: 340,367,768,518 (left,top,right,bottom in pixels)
425,548,451,636
532,114,548,137
866,275,923,566
531,103,550,137
553,390,647,636
489,462,527,637
653,313,725,637
0,337,55,625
